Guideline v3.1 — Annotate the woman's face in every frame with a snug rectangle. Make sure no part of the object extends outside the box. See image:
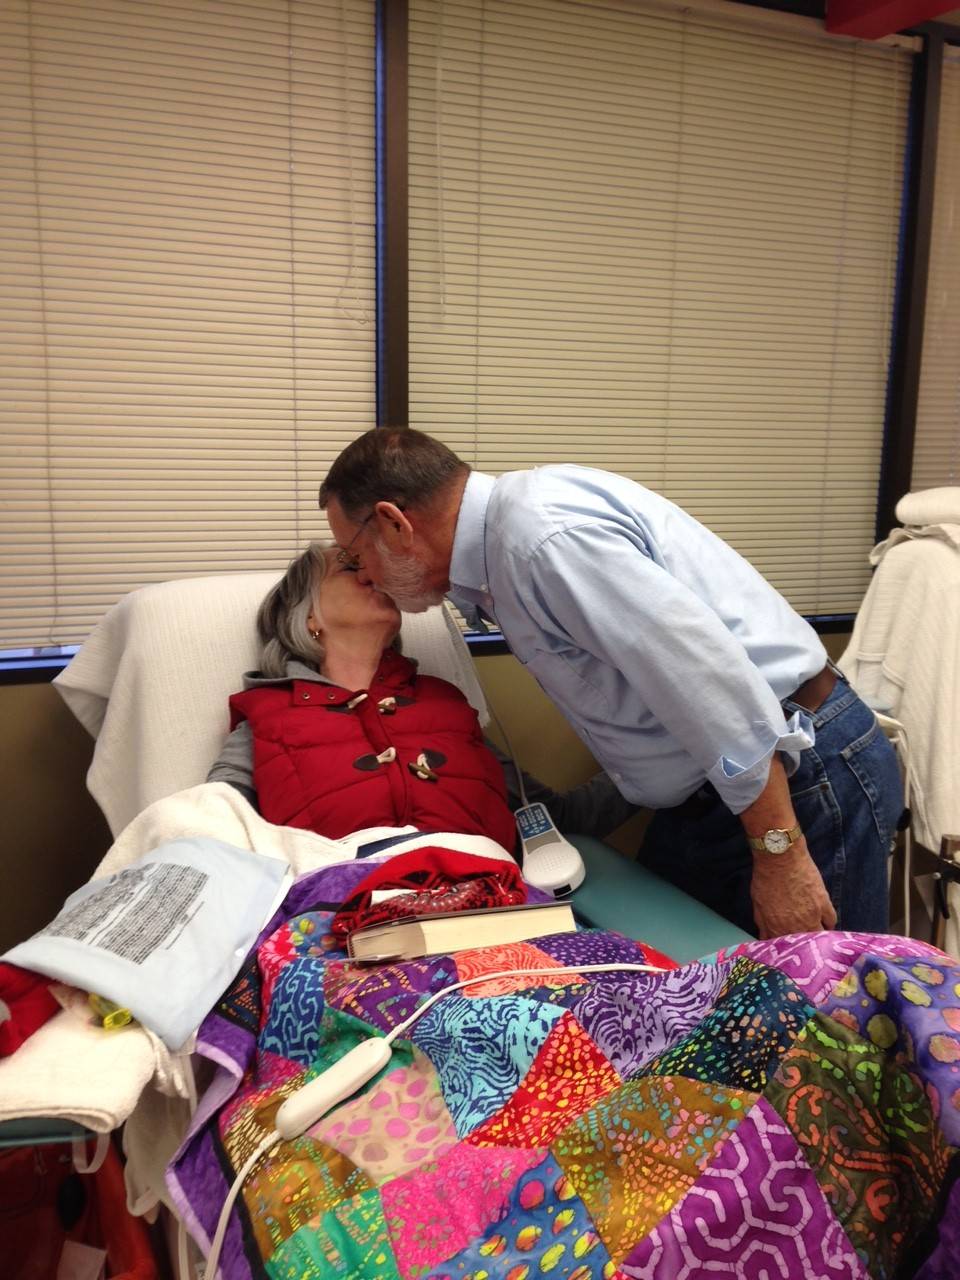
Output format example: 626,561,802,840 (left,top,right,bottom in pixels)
310,553,401,642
